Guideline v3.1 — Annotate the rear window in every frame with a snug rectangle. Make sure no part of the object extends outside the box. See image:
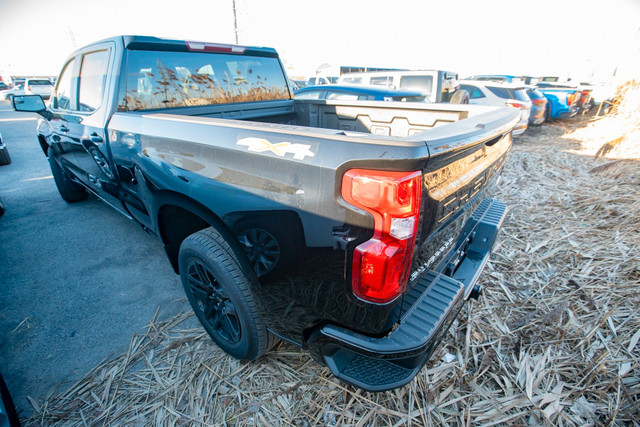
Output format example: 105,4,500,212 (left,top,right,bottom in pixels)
27,79,53,86
391,95,426,102
527,88,544,99
399,75,433,94
121,49,290,111
486,86,514,100
513,88,530,102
